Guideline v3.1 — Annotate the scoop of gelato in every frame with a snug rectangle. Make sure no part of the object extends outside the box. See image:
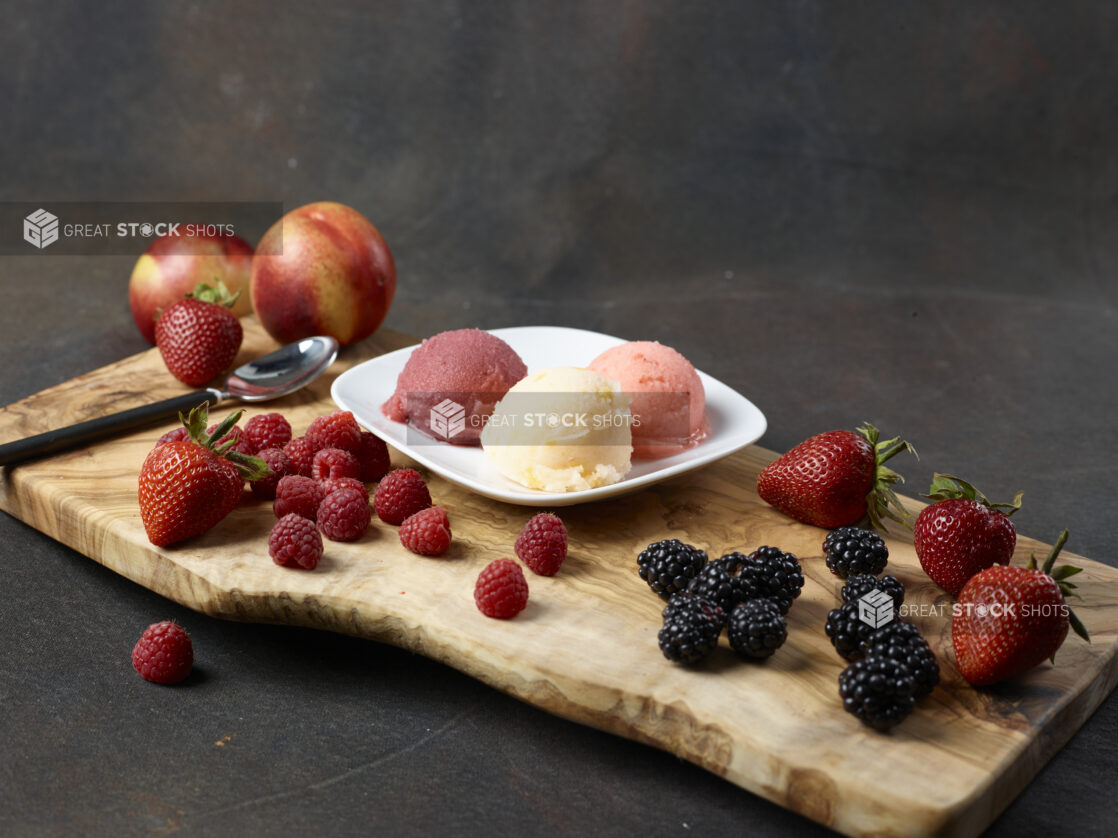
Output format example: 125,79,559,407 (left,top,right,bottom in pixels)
481,366,632,492
382,328,527,446
588,340,709,459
